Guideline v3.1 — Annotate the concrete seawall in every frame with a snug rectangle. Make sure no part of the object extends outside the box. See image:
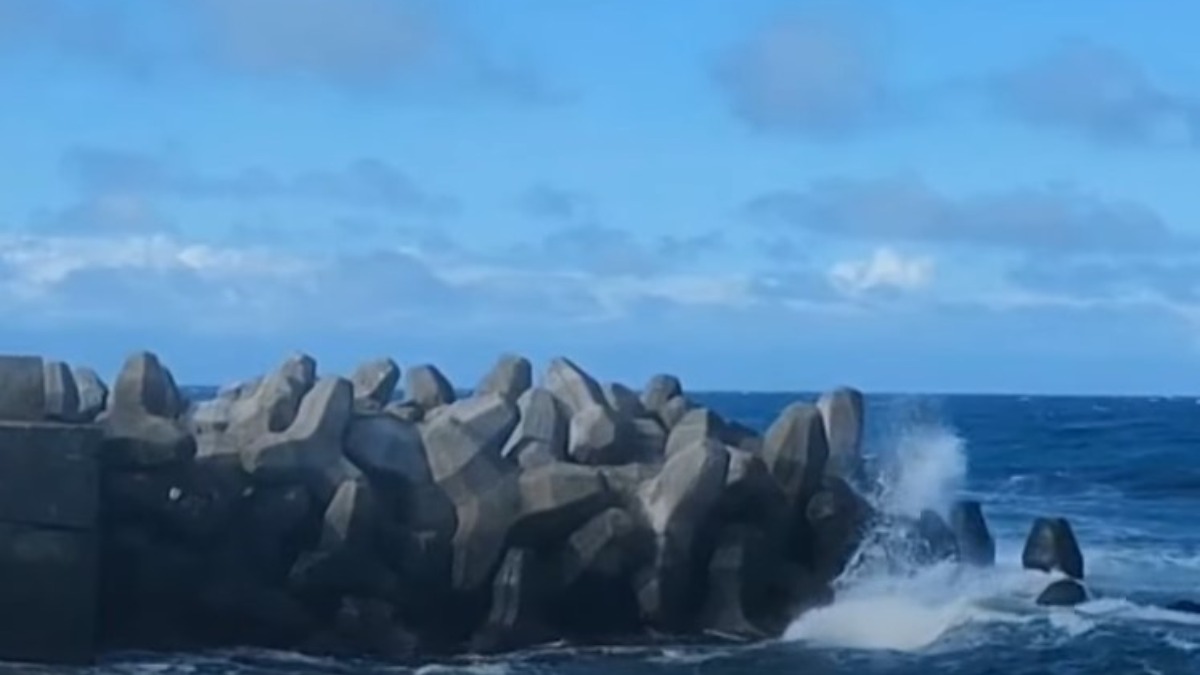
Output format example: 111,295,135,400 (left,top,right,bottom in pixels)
0,355,102,664
0,350,1000,665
